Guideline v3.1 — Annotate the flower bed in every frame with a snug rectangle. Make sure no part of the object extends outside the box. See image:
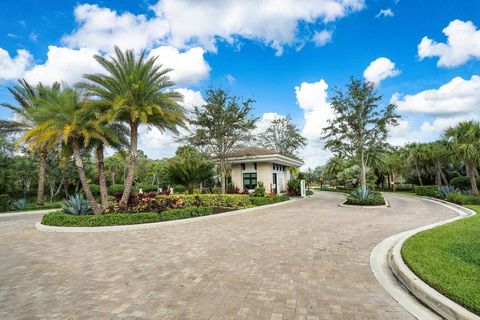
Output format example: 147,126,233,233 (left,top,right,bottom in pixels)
345,194,385,206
